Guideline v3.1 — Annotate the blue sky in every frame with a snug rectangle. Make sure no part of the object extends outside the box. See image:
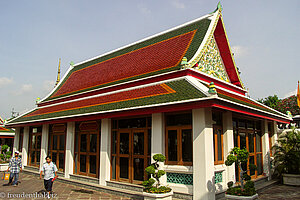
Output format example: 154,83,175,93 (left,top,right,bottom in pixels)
0,0,299,119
